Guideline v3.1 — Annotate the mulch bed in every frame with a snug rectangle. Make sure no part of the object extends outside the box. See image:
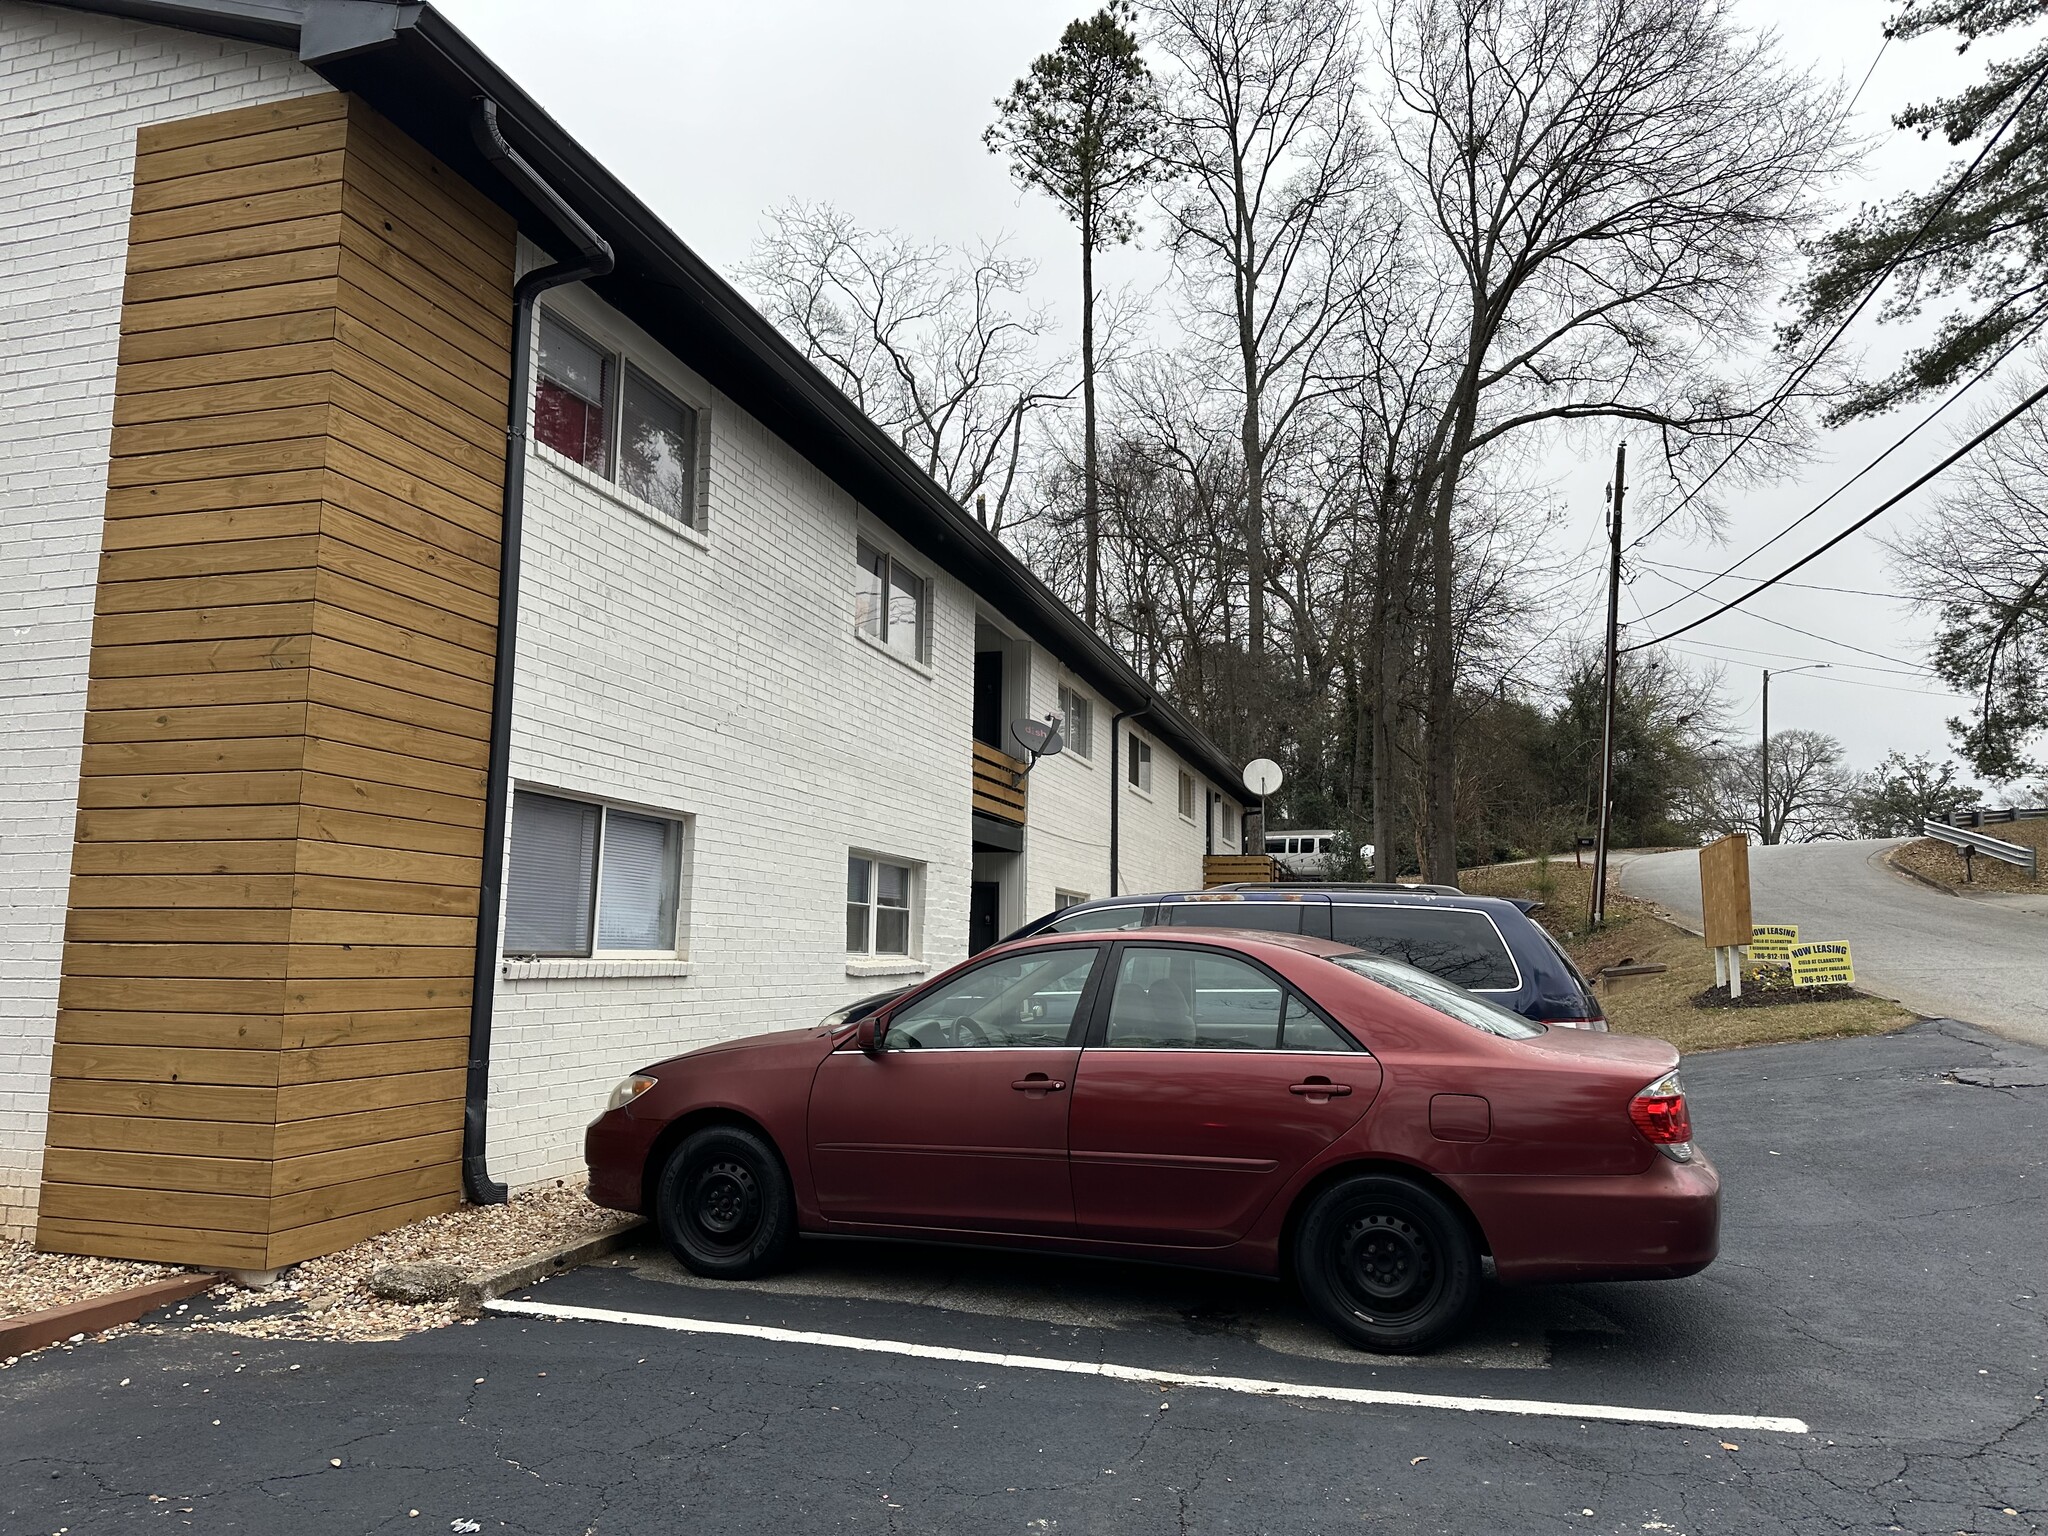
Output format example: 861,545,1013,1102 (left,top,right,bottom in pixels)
1691,981,1861,1010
